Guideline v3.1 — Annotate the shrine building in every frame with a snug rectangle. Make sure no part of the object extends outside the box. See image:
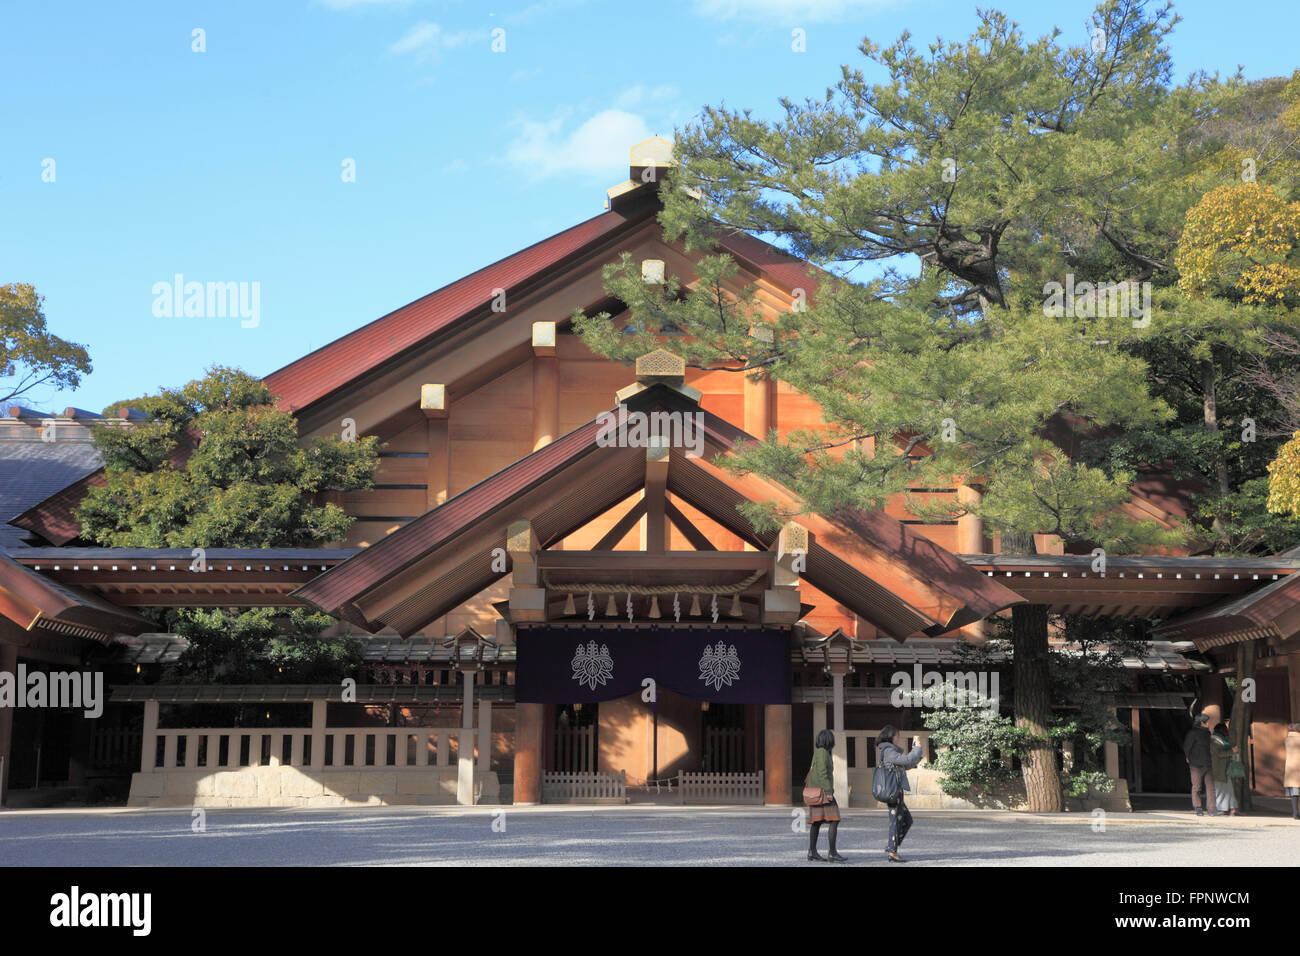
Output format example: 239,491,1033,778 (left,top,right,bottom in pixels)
1,138,1298,810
